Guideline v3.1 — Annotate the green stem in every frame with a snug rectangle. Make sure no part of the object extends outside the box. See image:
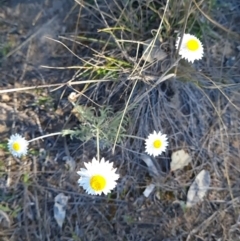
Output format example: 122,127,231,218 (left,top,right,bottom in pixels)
96,127,100,162
28,132,62,143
